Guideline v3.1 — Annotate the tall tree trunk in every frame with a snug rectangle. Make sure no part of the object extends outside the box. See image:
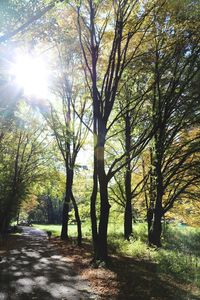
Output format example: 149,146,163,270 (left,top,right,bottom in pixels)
60,169,72,240
147,117,164,247
71,192,82,246
147,207,154,244
96,122,110,263
90,118,98,260
60,199,69,240
149,158,163,247
149,209,162,247
124,161,133,240
97,174,110,262
147,148,156,244
124,190,132,240
124,113,133,240
90,156,98,258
